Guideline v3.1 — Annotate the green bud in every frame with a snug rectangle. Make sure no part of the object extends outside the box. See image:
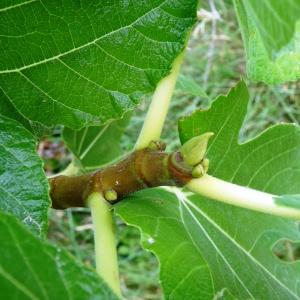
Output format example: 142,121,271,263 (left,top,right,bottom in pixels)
192,164,205,177
104,189,118,202
191,158,210,178
180,132,214,166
